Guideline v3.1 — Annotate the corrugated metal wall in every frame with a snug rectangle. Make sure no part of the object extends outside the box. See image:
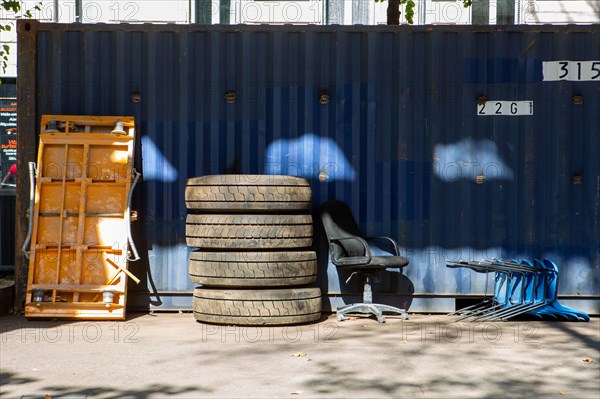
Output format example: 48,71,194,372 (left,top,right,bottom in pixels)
17,22,600,312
